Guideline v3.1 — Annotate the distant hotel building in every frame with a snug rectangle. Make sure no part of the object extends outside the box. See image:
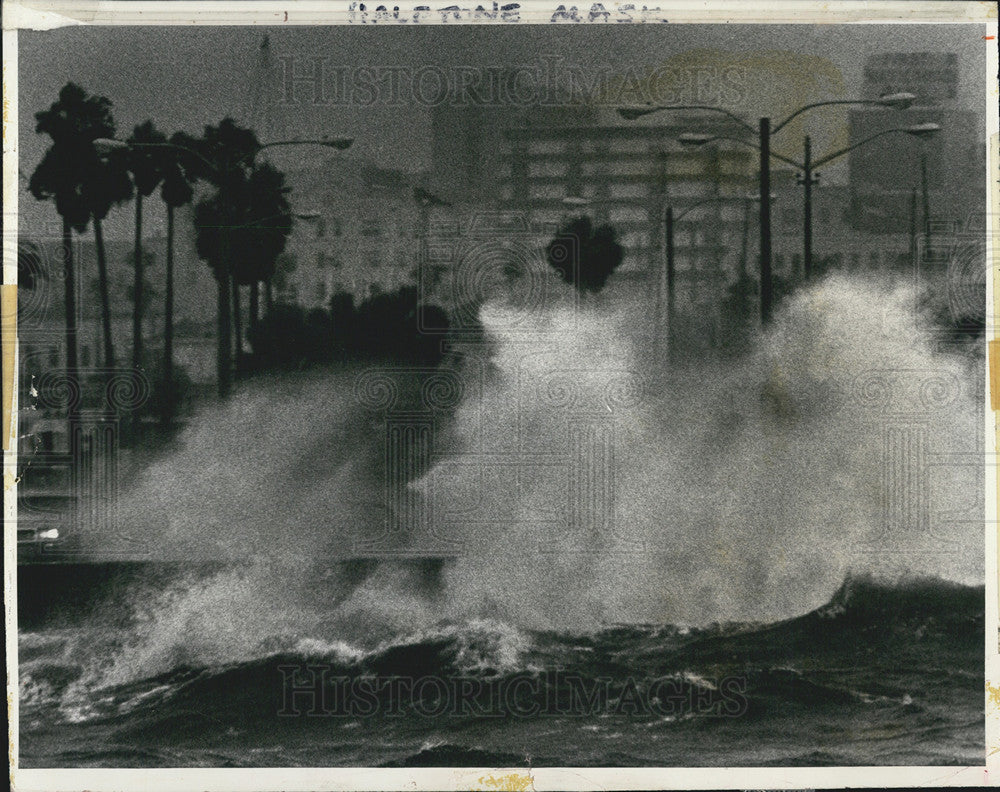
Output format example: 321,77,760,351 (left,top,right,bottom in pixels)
279,157,427,309
428,99,766,340
848,52,983,236
497,115,757,277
